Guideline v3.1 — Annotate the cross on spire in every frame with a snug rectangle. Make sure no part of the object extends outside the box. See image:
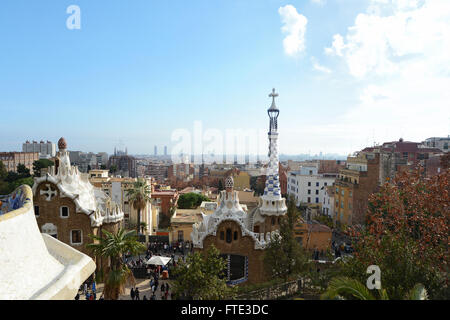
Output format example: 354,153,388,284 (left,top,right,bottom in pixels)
268,88,279,111
269,88,278,100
